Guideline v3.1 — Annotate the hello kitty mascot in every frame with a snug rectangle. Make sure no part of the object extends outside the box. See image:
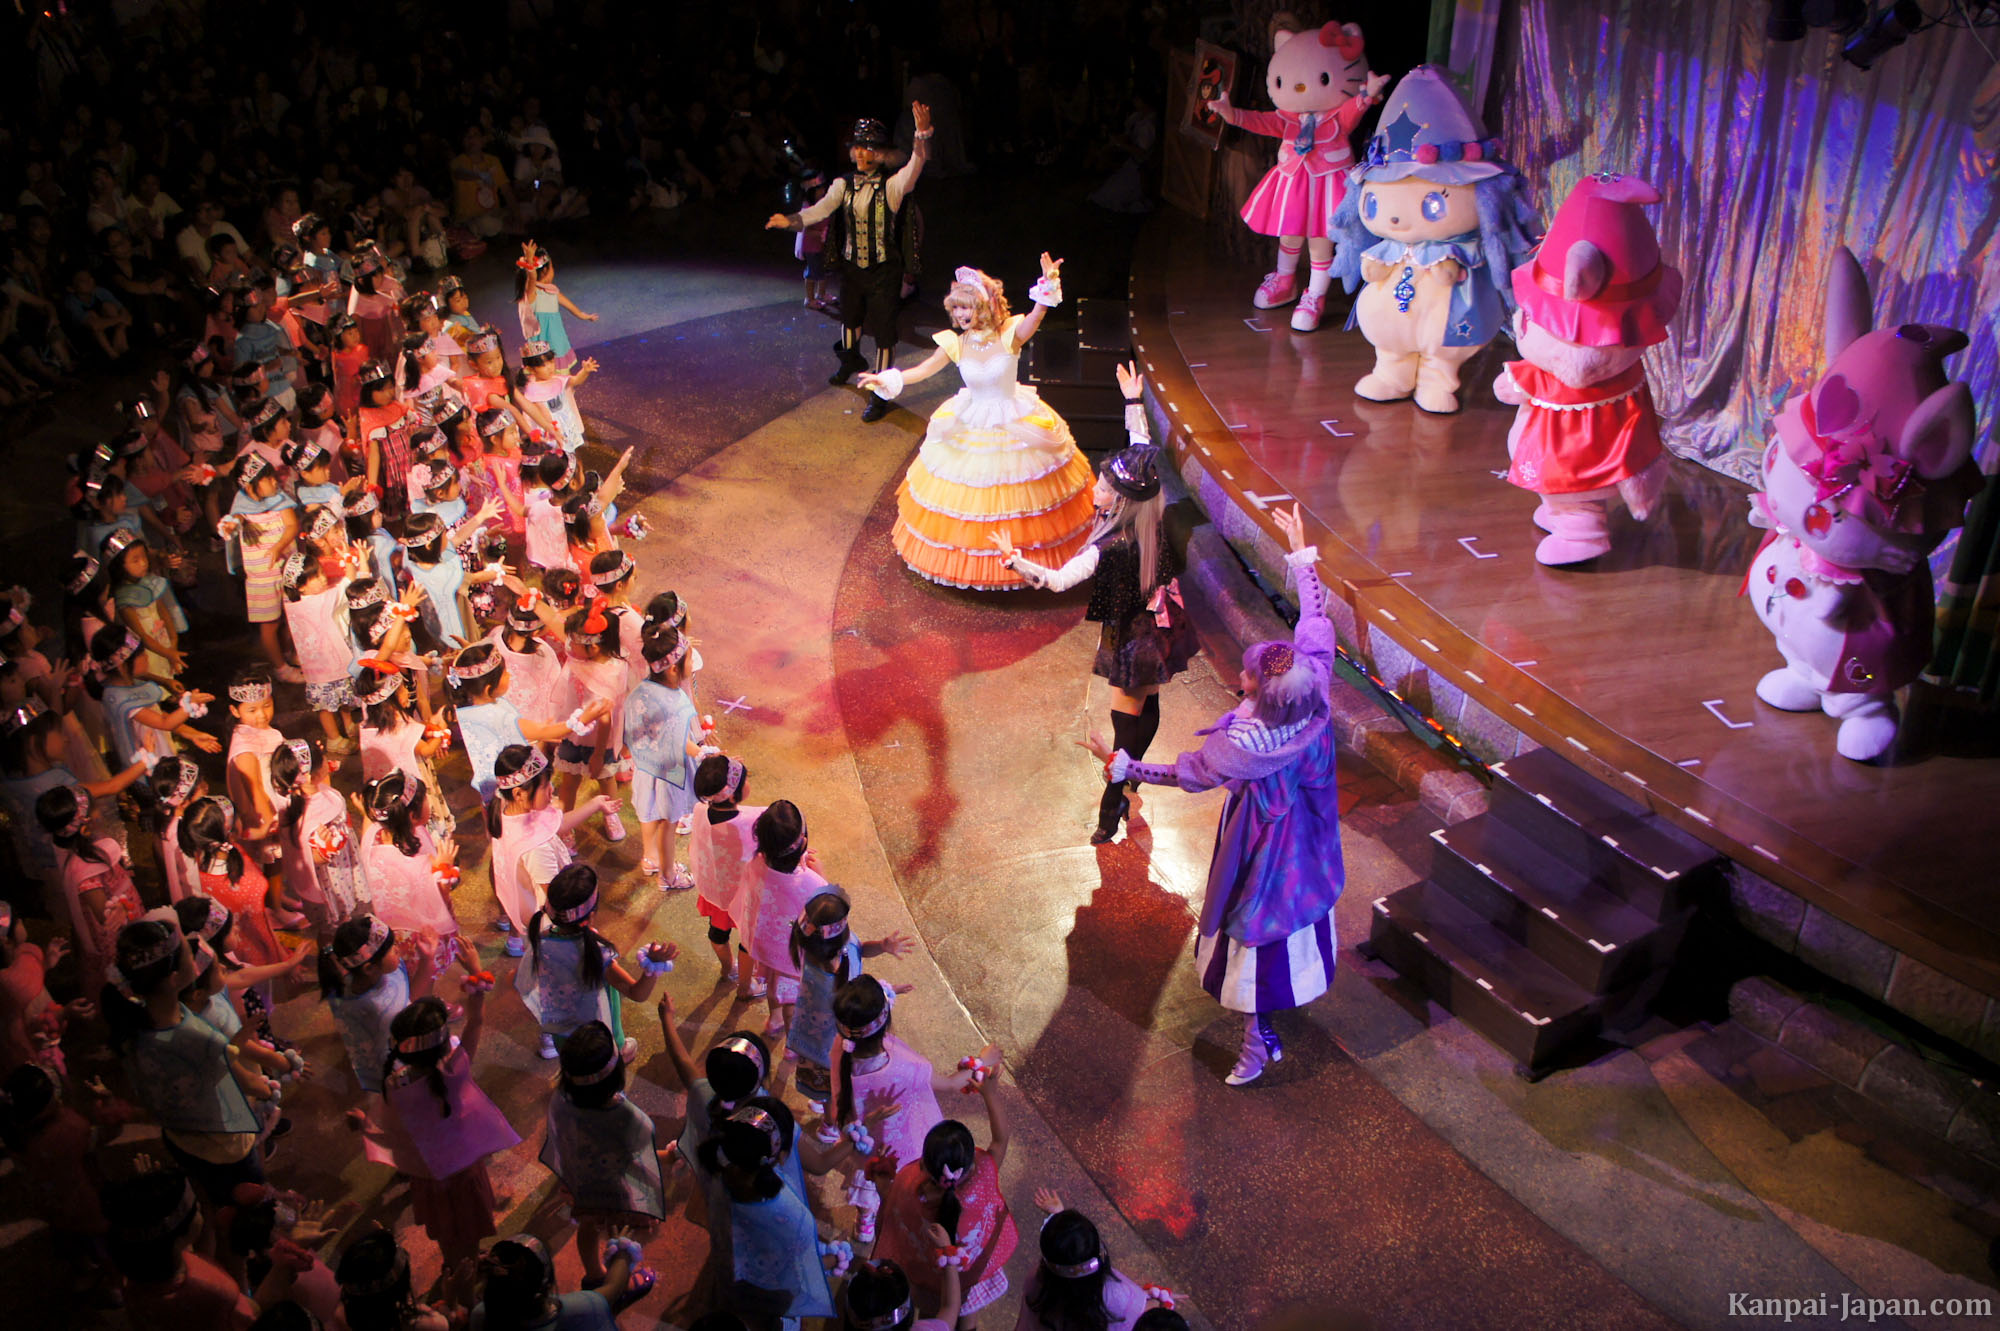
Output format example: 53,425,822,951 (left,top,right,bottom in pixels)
1329,65,1540,413
1211,13,1388,331
1493,173,1682,565
1746,248,1981,762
